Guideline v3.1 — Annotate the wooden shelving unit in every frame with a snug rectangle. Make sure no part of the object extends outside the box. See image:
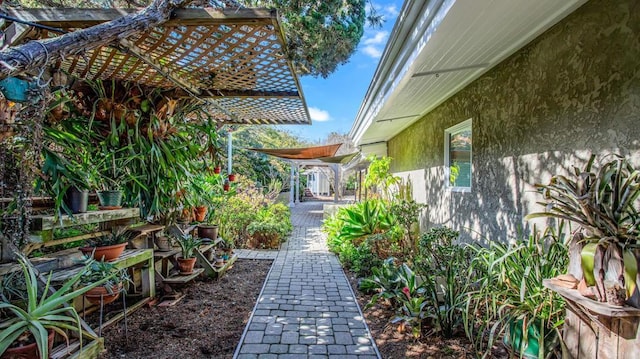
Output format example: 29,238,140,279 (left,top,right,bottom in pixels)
1,208,155,359
544,278,640,358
